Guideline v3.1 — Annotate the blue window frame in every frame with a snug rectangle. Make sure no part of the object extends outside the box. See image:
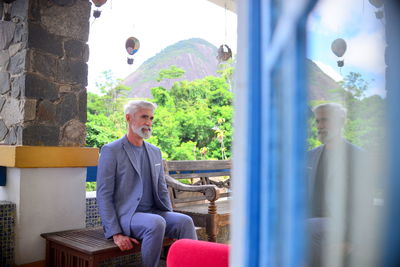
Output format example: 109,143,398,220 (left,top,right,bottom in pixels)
232,1,317,266
232,1,400,267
